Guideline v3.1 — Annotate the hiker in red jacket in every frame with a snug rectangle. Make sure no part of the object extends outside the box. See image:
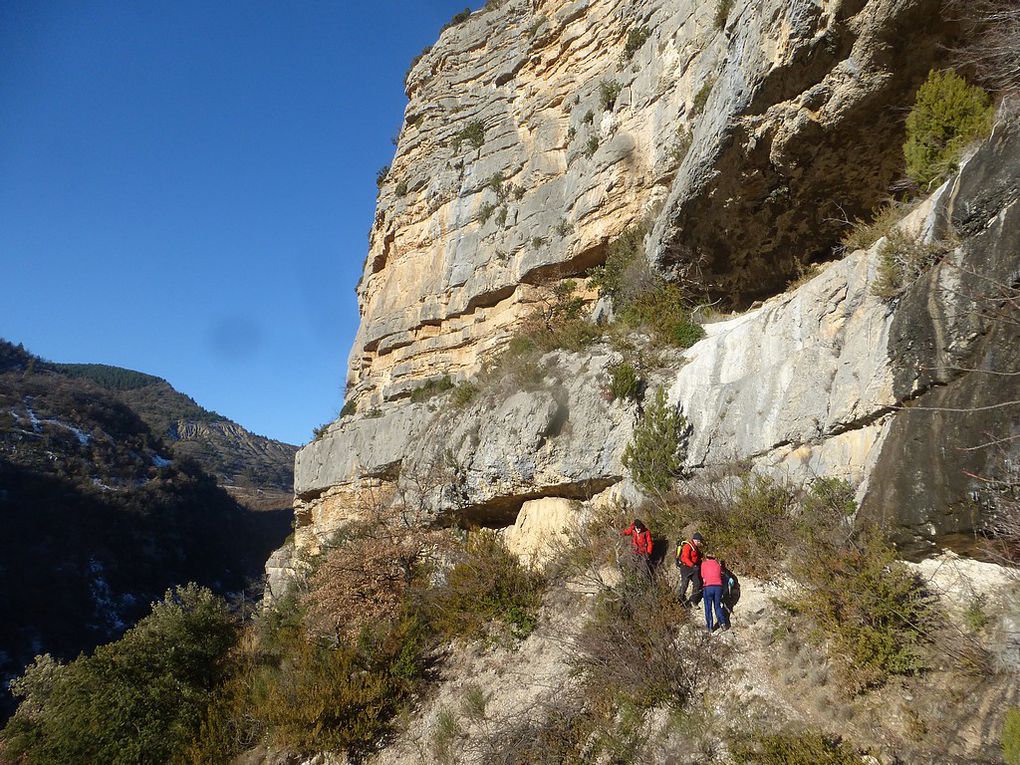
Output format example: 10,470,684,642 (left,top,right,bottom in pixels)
701,555,730,632
675,532,704,607
622,518,653,575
